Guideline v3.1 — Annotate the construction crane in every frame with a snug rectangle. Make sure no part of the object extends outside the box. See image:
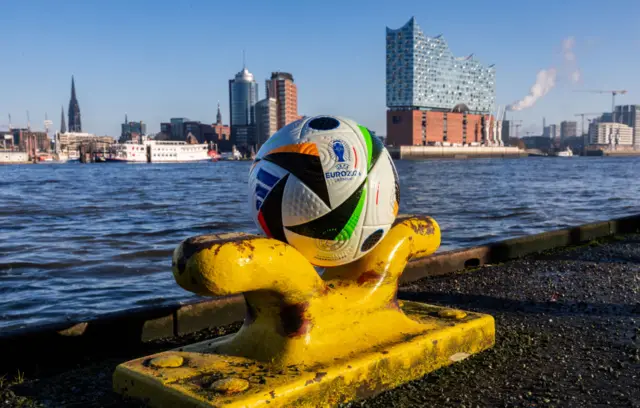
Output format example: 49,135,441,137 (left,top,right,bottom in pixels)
573,89,628,122
574,112,602,137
